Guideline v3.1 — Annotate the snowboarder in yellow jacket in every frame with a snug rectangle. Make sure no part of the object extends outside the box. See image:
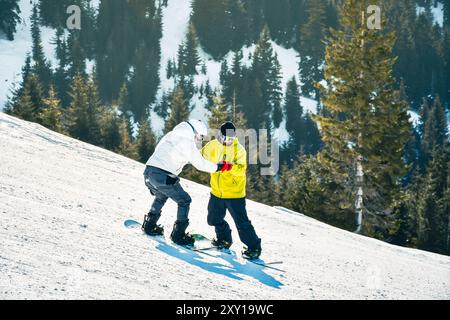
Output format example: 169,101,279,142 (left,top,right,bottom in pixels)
201,122,262,260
